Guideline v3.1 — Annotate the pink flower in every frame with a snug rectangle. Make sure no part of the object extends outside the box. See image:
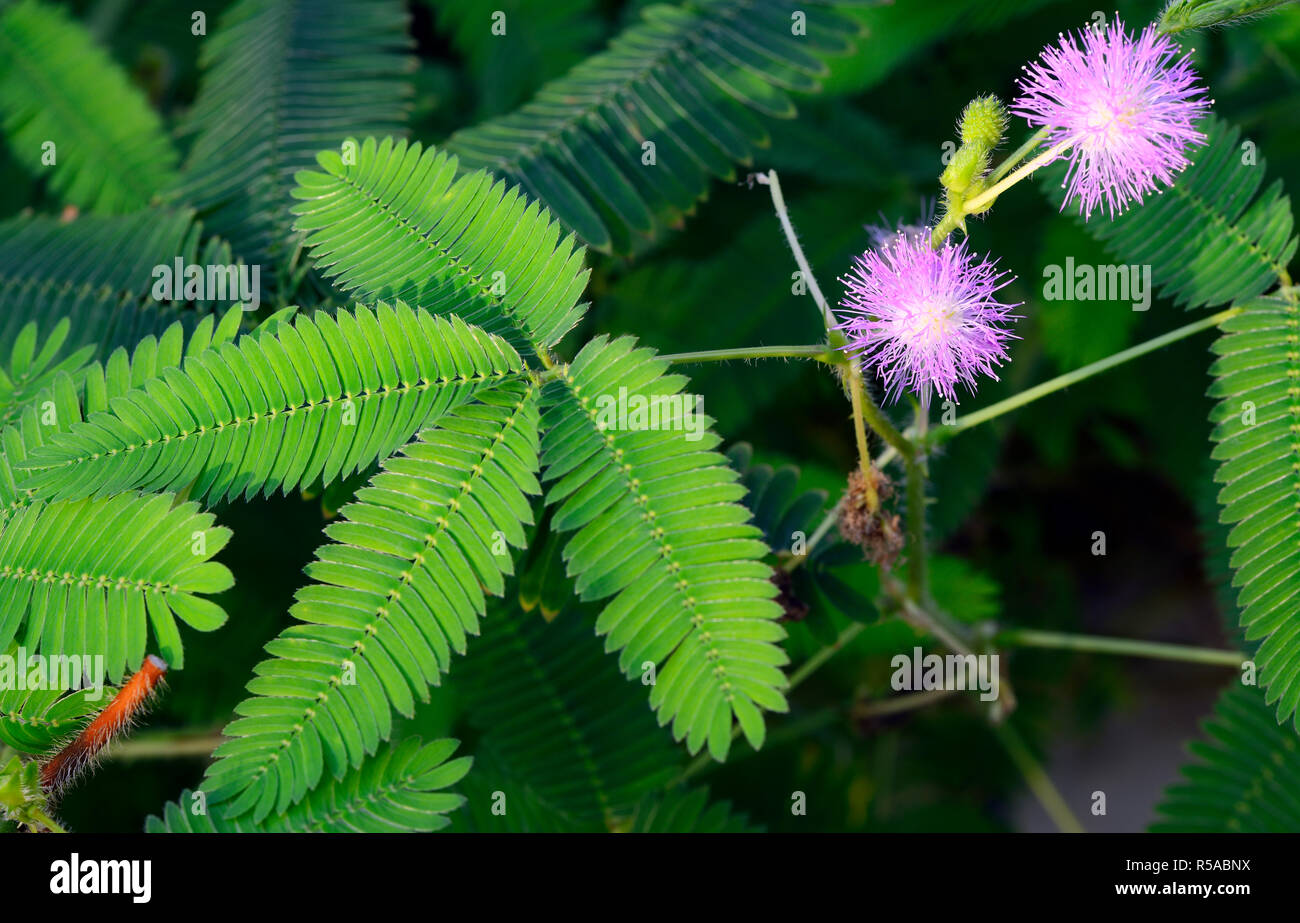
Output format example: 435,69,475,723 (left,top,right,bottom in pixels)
835,235,1020,406
1013,19,1211,219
